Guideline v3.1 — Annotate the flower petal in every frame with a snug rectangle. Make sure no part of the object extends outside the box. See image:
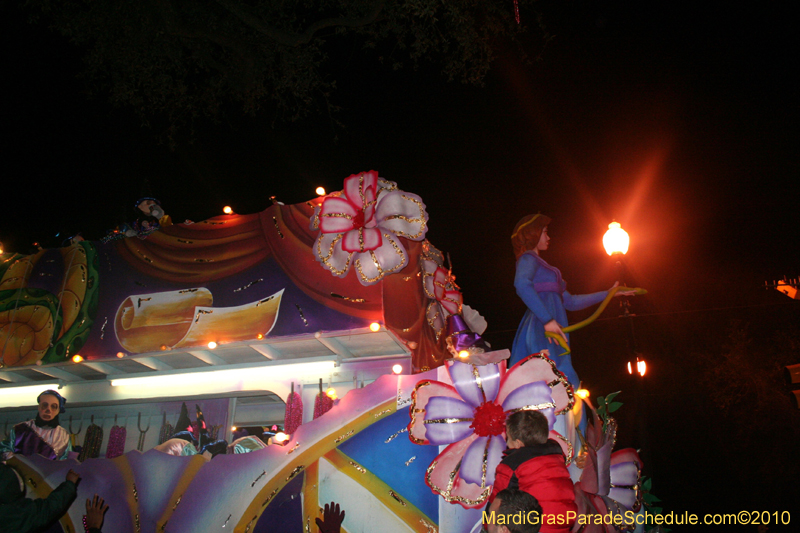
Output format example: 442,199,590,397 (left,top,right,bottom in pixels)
375,190,429,240
447,361,502,408
460,435,506,487
425,434,493,509
497,352,574,415
423,396,475,445
501,381,556,429
319,197,359,233
342,227,382,253
352,233,408,285
408,380,464,445
314,233,352,277
343,171,378,217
